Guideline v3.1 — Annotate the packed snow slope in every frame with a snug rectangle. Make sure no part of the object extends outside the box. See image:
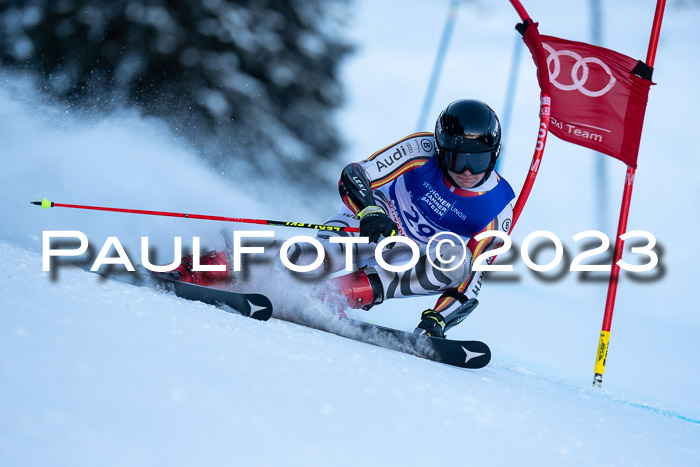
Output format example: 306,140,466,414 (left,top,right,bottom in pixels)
2,0,700,466
2,242,700,467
